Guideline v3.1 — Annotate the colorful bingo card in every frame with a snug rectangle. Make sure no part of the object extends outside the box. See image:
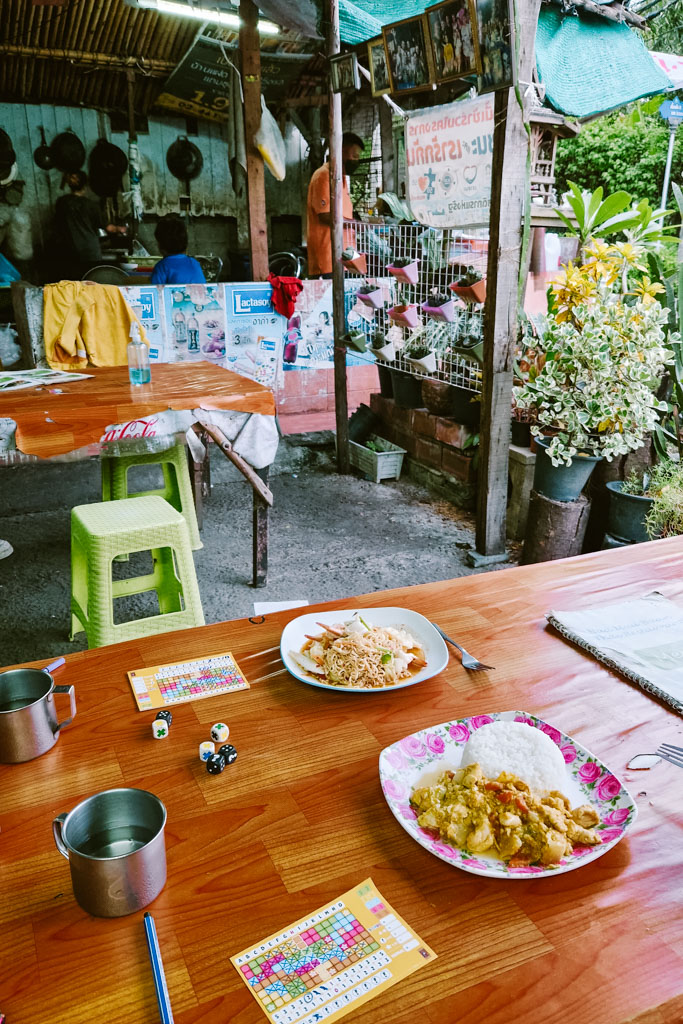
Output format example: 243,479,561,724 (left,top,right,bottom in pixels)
127,651,249,711
231,878,435,1024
